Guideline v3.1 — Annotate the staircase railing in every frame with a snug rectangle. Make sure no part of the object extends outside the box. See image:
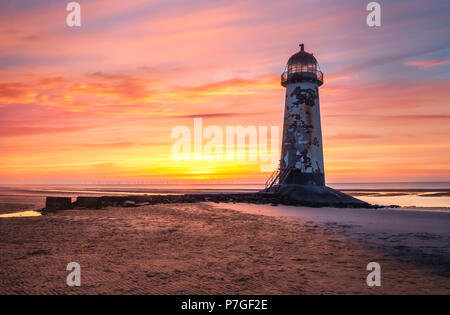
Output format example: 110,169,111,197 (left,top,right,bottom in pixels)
264,167,280,191
264,166,294,191
278,166,293,186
